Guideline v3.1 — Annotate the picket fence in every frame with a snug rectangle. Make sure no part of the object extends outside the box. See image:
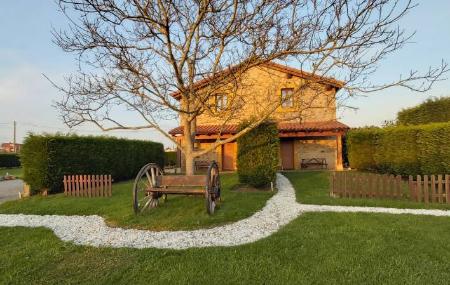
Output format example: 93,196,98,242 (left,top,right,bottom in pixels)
330,172,450,204
63,175,112,197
